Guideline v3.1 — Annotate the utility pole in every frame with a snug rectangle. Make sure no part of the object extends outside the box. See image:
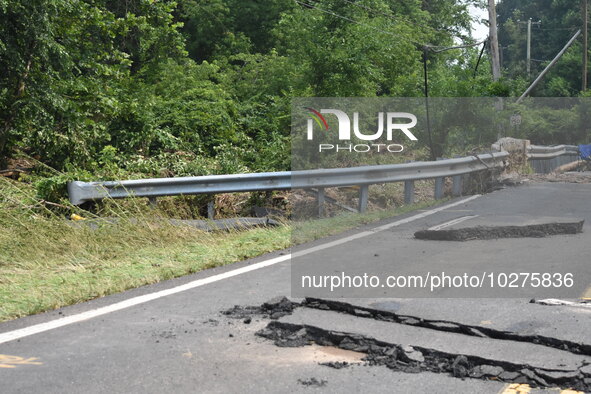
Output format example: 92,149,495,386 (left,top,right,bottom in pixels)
518,29,582,103
583,0,588,91
488,0,501,81
527,18,532,78
521,18,541,80
422,48,435,161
